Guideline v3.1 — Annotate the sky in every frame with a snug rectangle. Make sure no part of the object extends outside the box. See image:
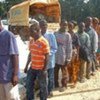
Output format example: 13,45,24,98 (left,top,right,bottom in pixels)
84,0,89,3
0,0,4,2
